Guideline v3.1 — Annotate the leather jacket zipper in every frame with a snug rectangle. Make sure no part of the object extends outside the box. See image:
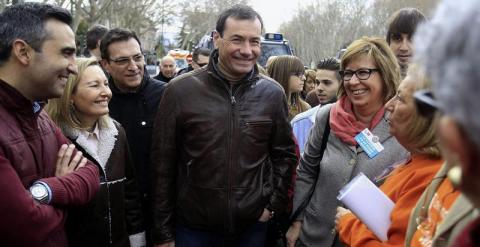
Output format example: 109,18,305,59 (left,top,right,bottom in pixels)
226,82,248,233
97,164,113,244
227,84,235,233
106,178,113,244
220,79,250,233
